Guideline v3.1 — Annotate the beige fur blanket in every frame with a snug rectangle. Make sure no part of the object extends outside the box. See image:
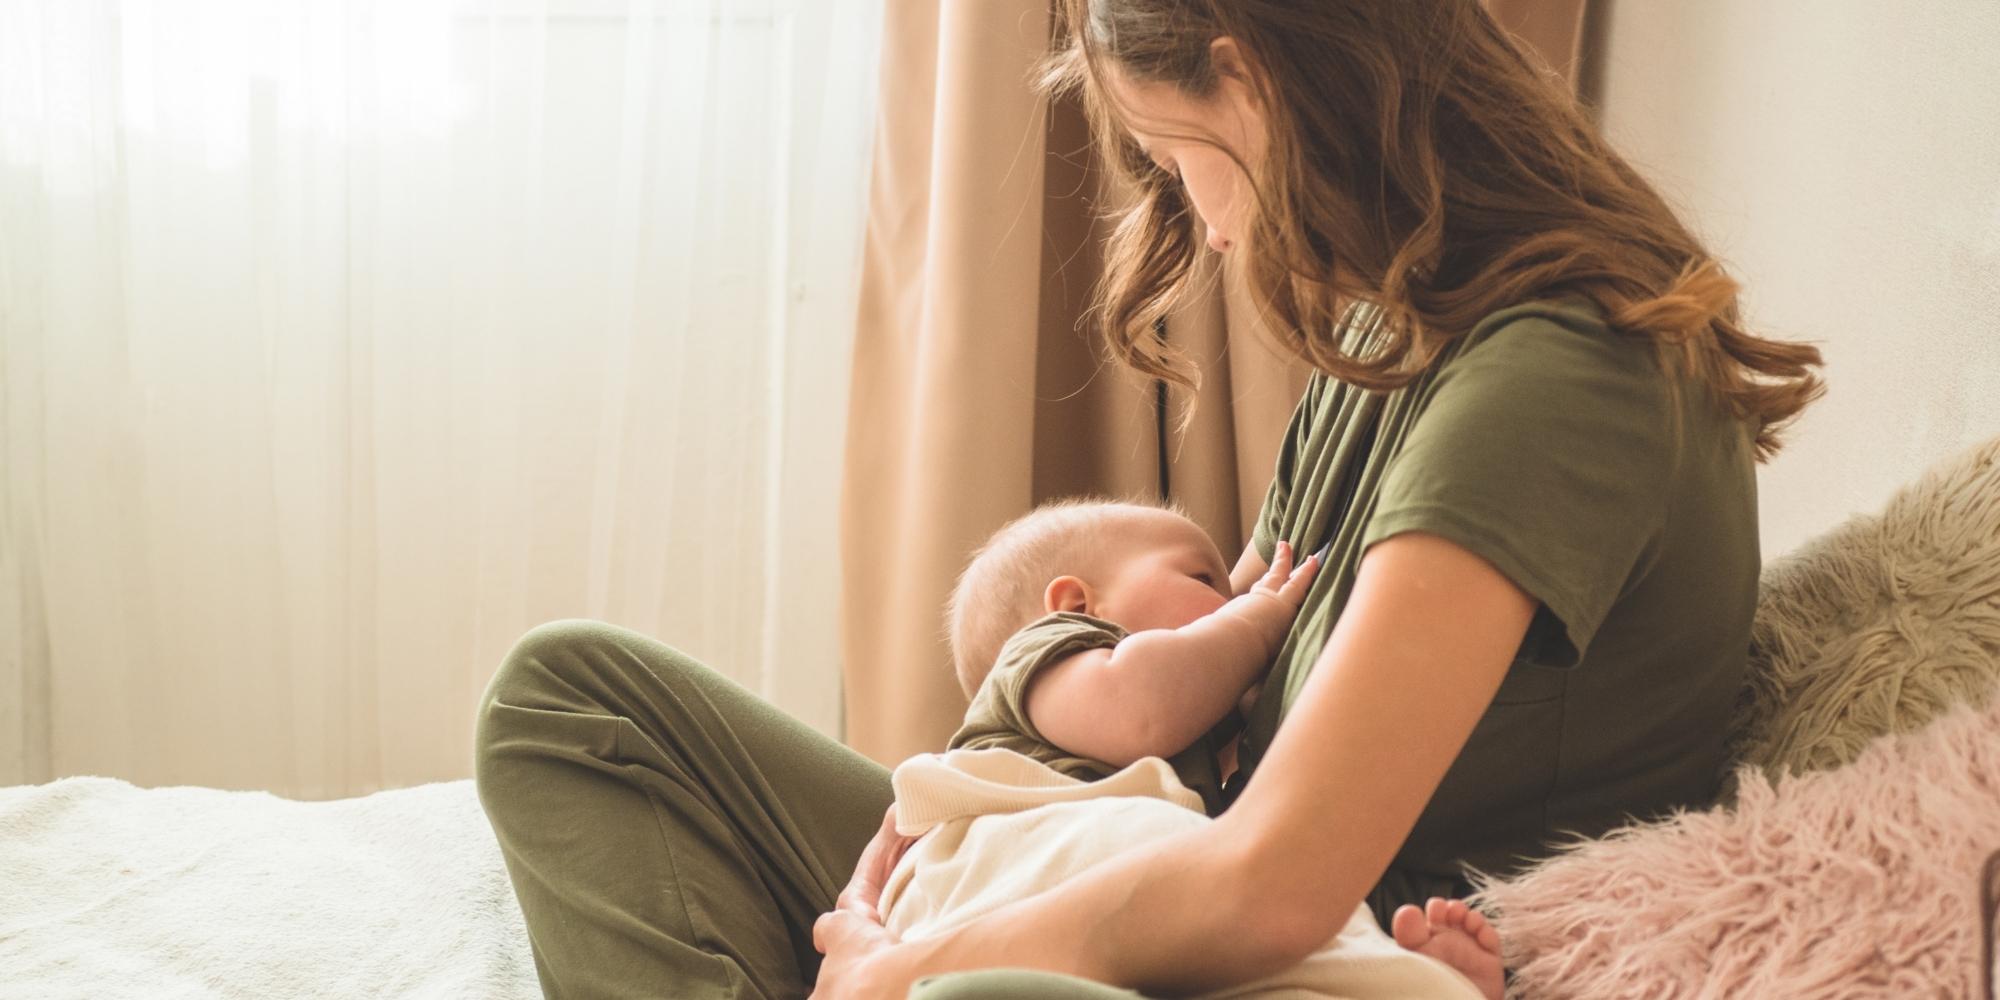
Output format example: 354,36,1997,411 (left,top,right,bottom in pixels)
880,748,1483,1000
